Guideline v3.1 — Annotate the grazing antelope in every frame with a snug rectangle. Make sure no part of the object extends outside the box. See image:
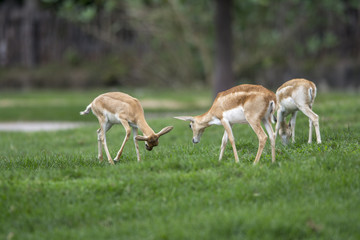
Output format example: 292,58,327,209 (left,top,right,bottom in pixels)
80,92,173,165
275,78,321,145
175,84,276,164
